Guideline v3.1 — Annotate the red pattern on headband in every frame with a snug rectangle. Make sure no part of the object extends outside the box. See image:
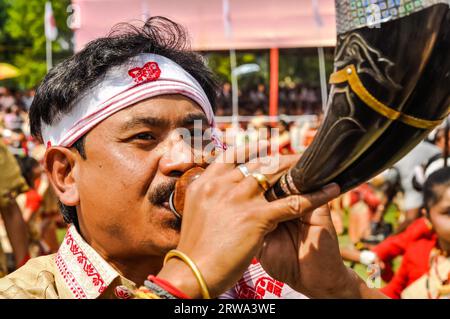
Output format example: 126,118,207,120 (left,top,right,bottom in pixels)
128,61,161,84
